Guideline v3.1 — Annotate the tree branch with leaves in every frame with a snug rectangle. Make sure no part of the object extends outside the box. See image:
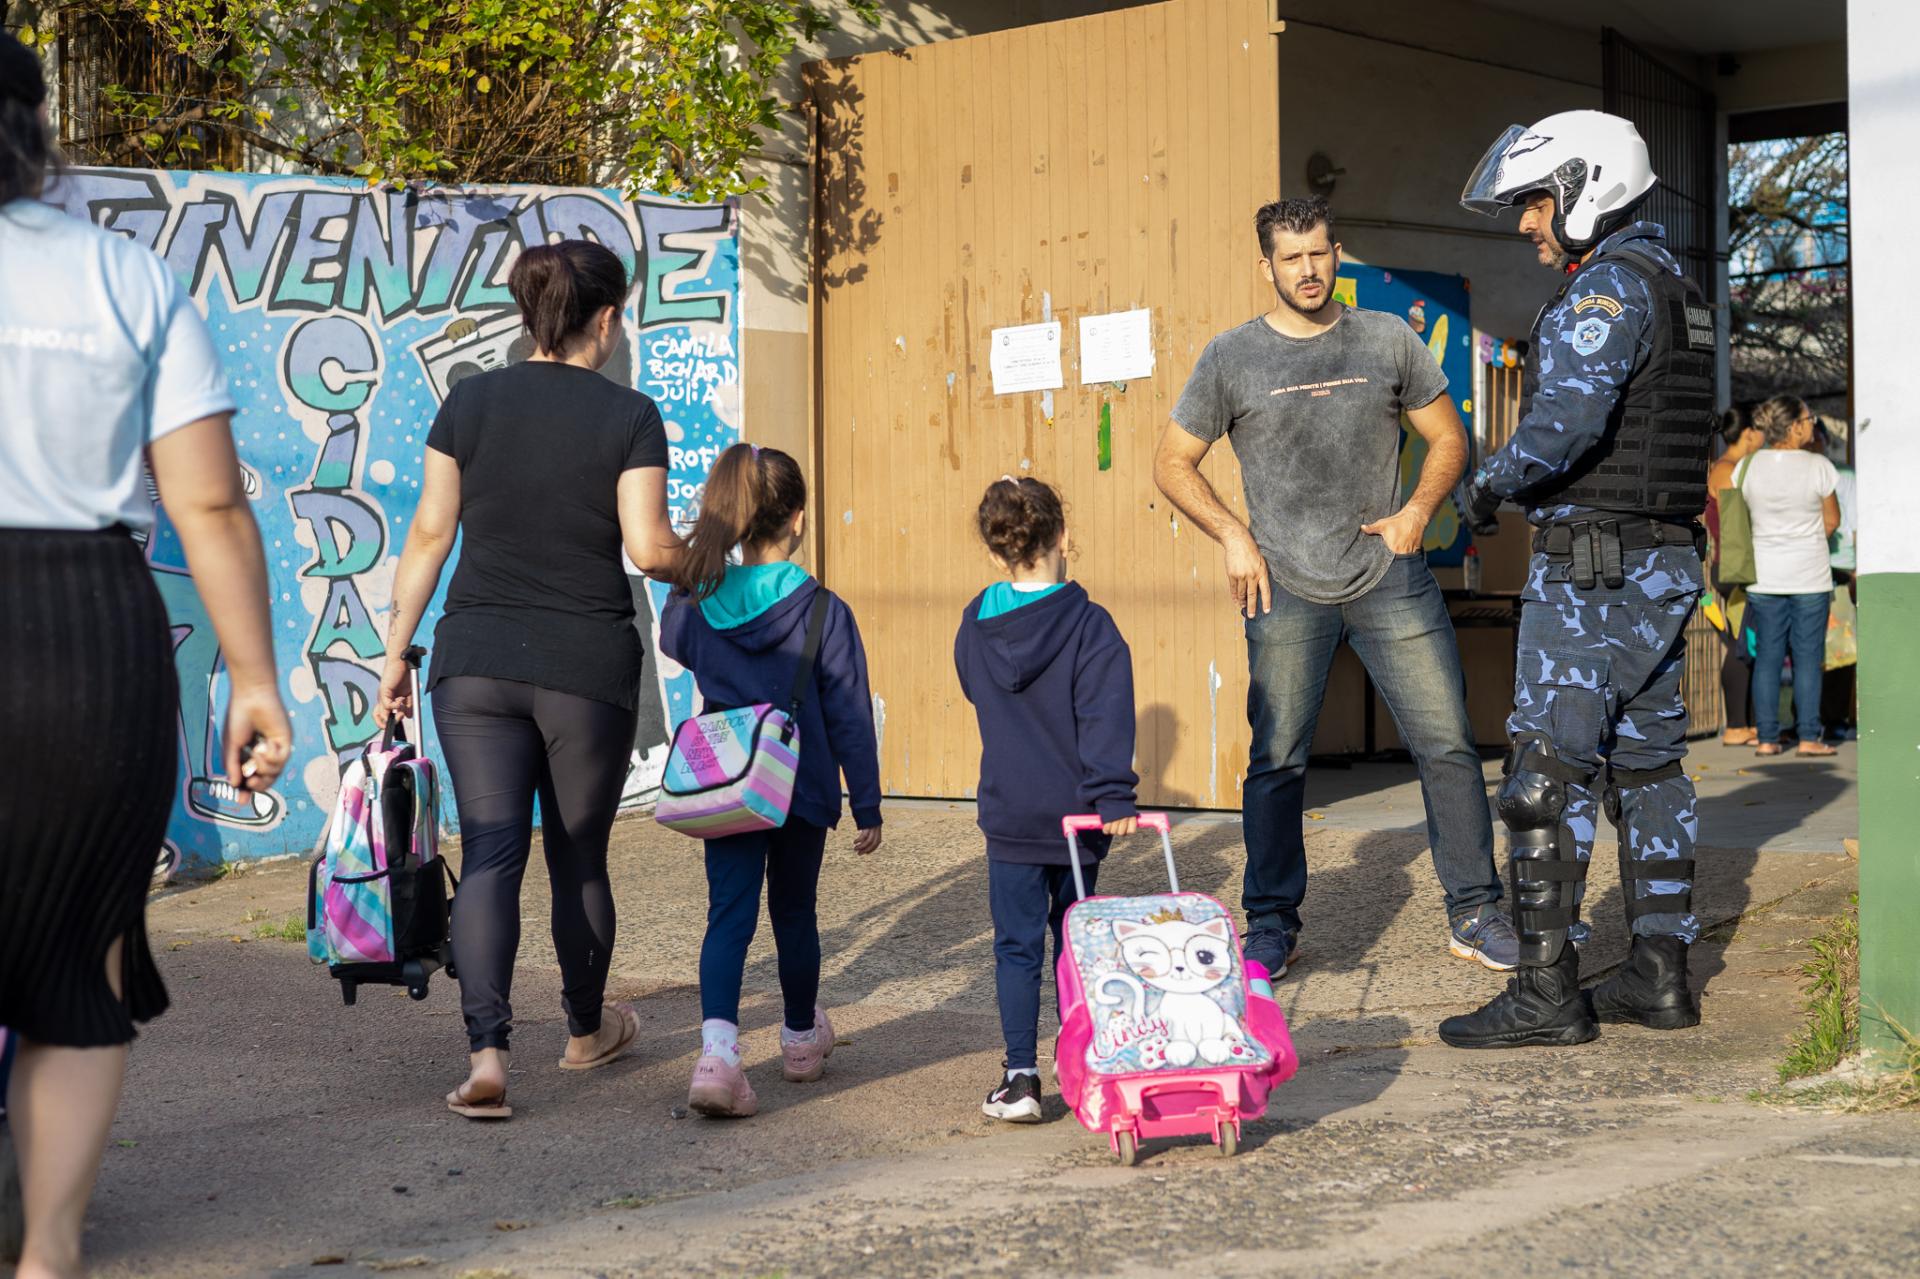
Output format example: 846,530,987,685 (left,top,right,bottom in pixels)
1727,132,1850,414
11,0,877,199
